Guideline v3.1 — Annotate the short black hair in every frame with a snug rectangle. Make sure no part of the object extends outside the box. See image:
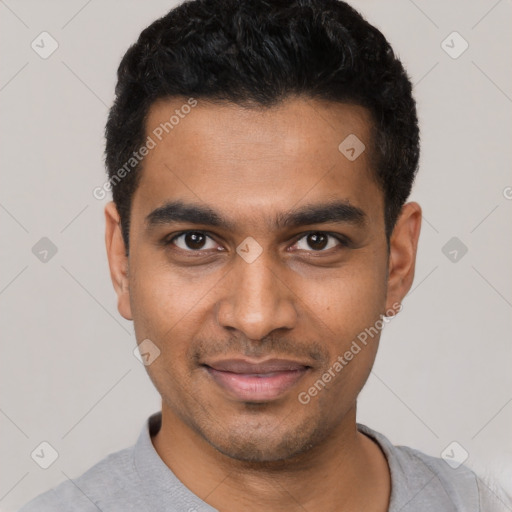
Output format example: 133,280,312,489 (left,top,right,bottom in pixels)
105,0,420,250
